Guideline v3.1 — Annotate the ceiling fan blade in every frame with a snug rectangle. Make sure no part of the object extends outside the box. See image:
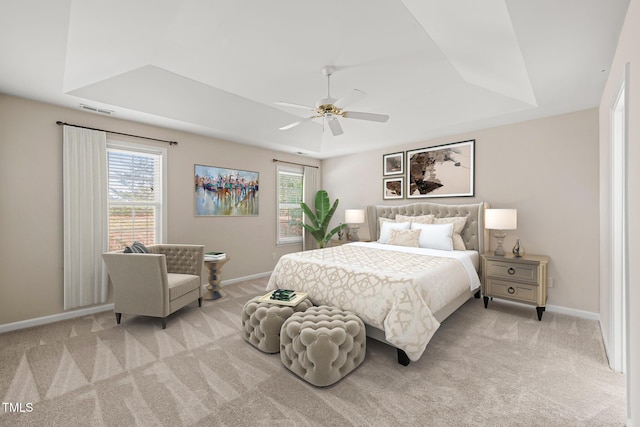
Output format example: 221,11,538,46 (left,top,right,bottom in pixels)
279,116,315,130
343,110,389,123
274,101,317,112
327,117,344,136
334,89,367,109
